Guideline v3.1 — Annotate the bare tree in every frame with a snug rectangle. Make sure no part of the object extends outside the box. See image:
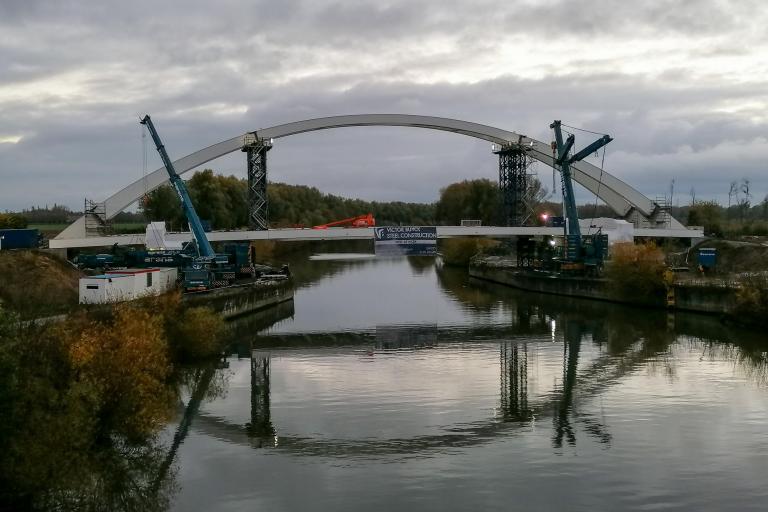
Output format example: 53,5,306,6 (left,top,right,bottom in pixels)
738,178,751,222
727,180,738,218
